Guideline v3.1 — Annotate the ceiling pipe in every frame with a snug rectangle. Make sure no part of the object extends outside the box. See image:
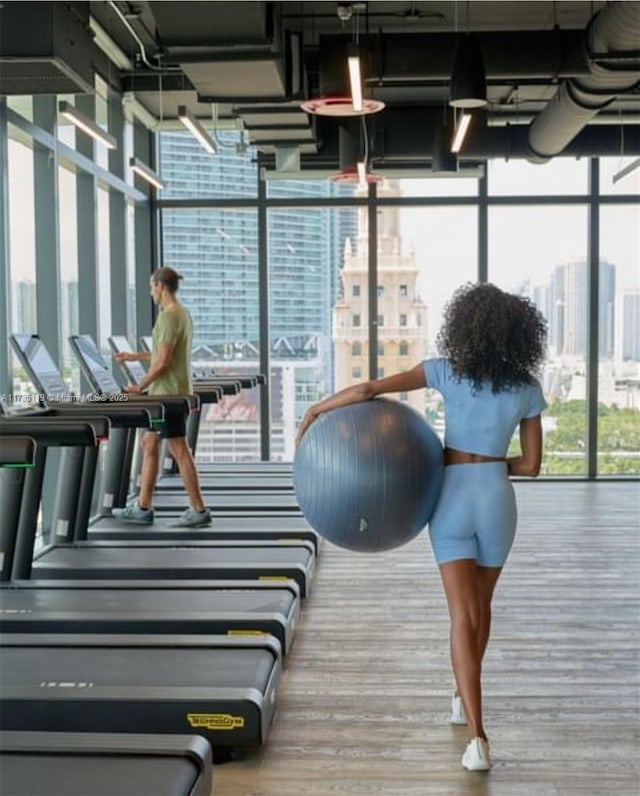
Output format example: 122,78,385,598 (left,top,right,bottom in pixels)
308,111,640,168
527,1,640,162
